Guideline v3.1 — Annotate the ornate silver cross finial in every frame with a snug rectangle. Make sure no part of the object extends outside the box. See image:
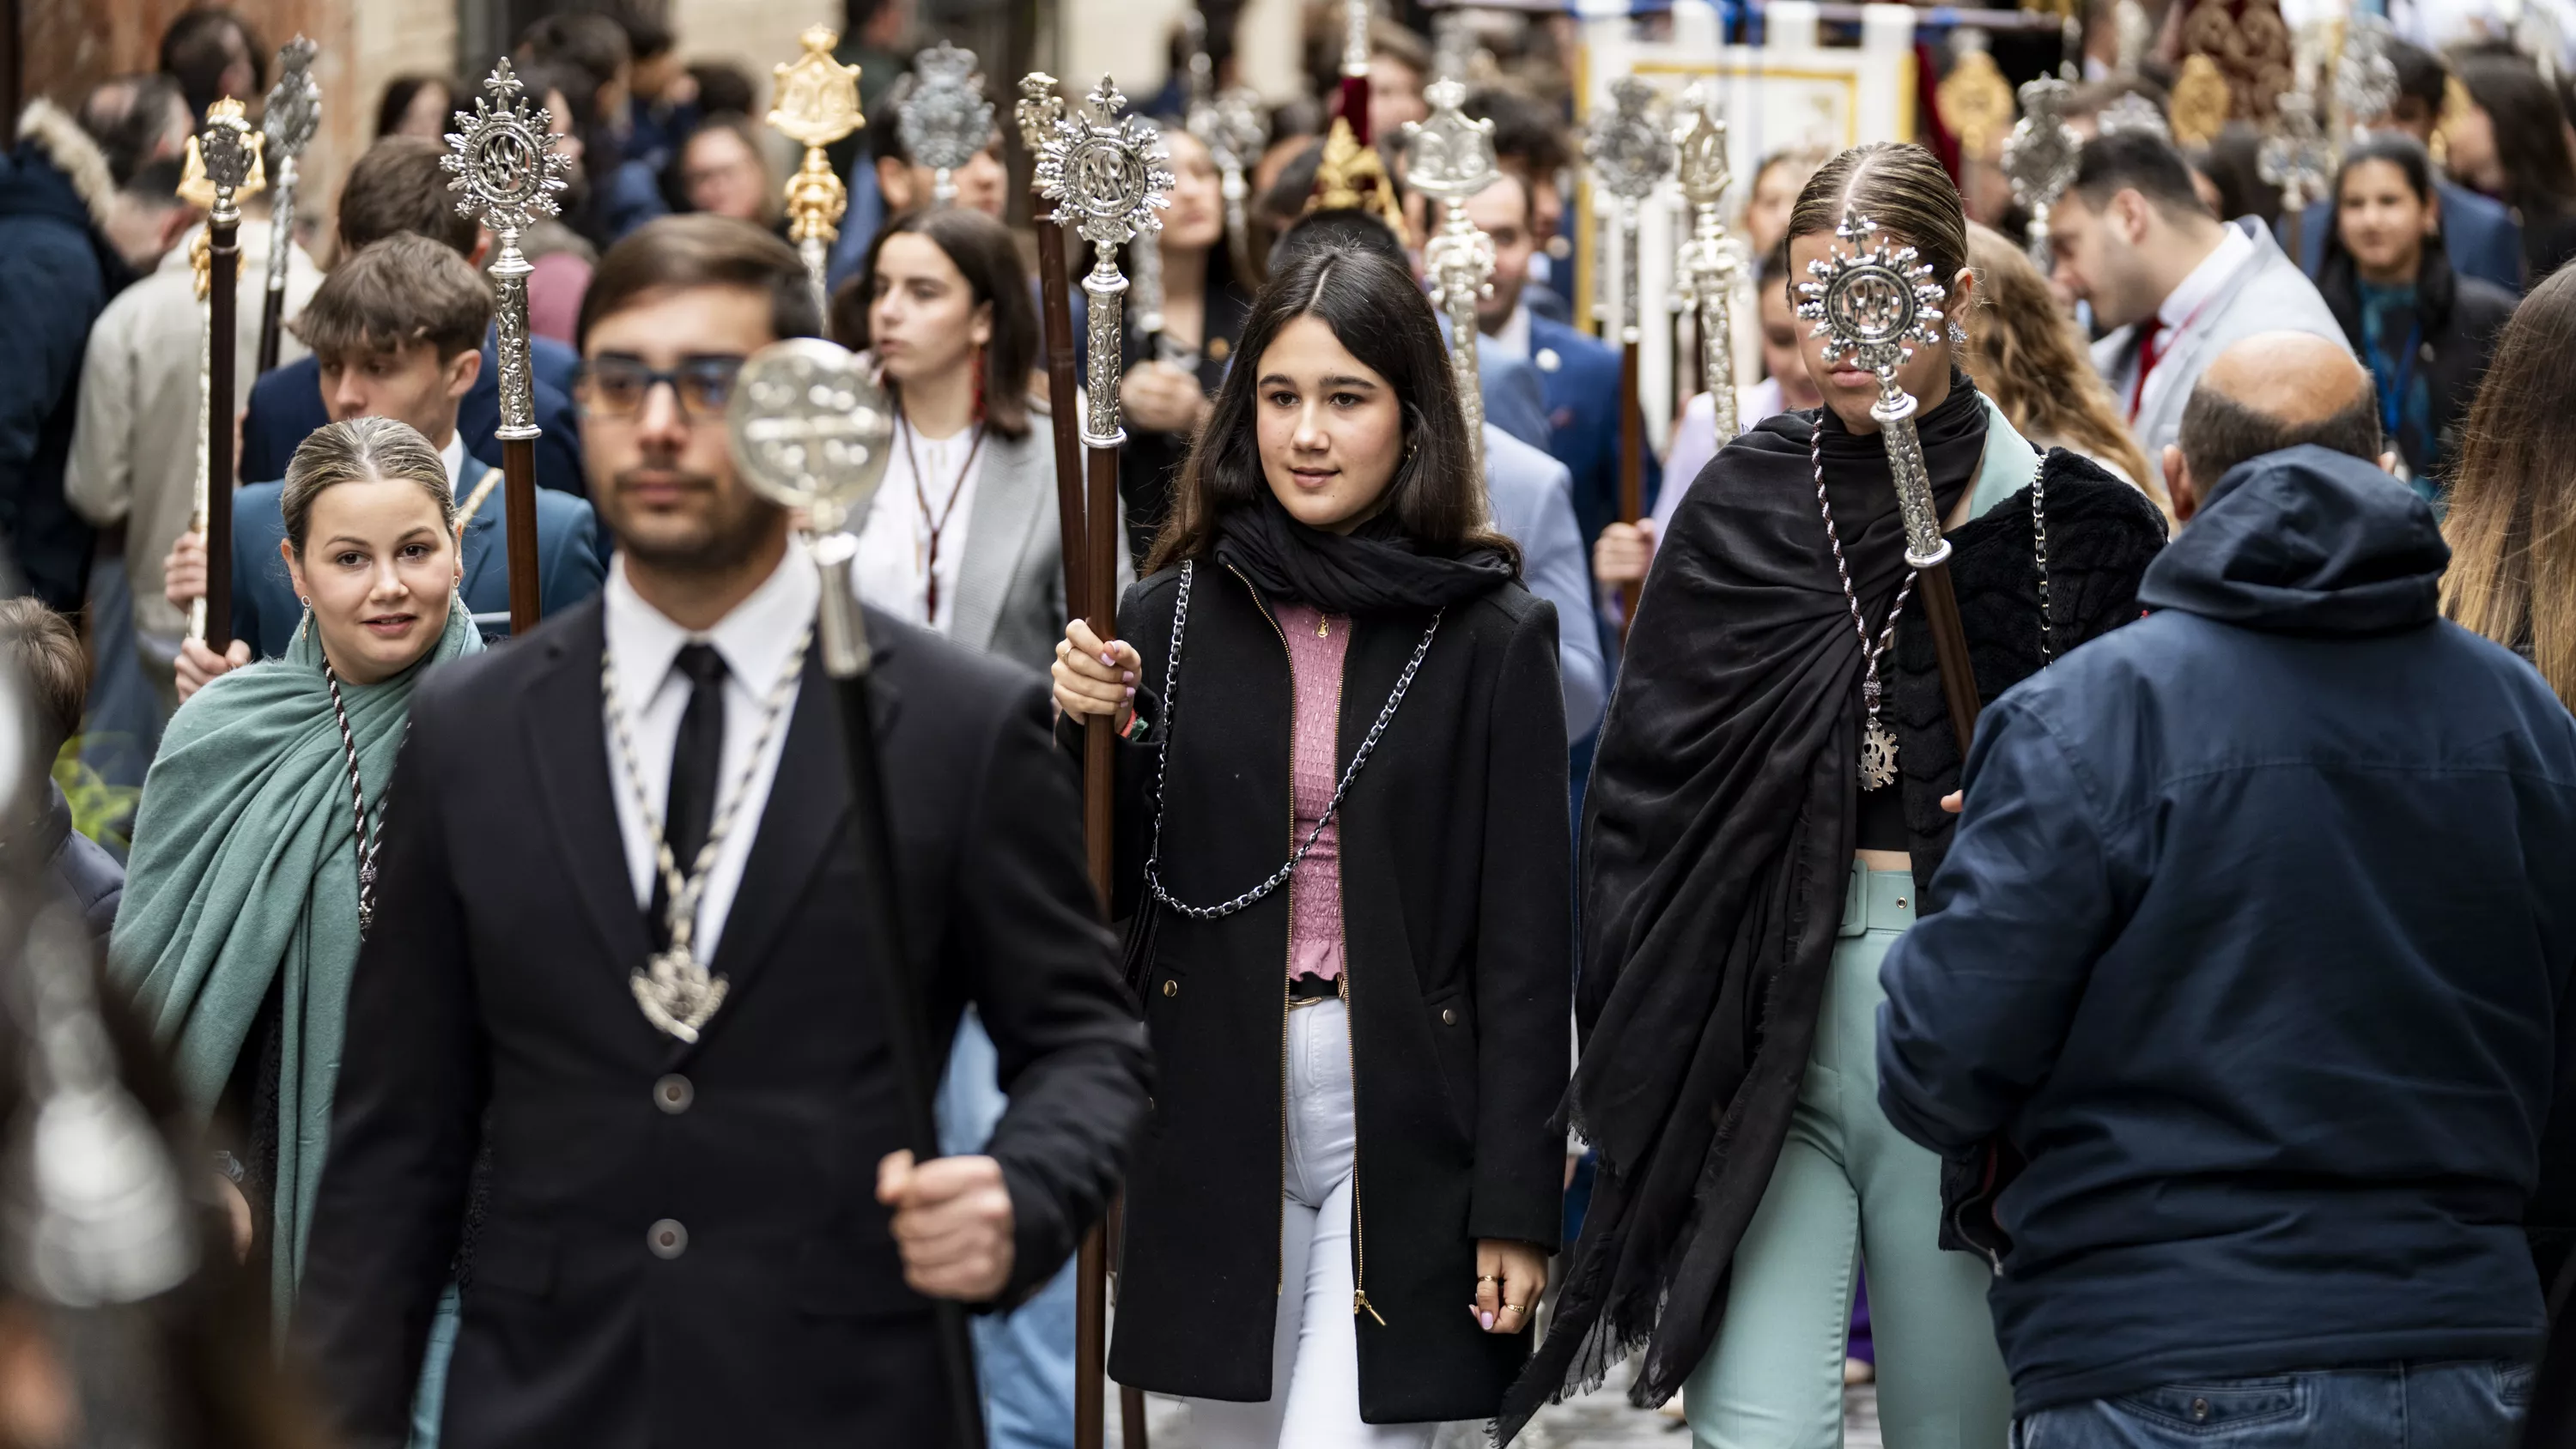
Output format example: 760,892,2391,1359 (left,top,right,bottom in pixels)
263,38,321,161
1673,82,1746,442
447,61,572,440
1797,213,1953,568
2002,77,2081,271
1583,76,1678,343
2335,16,2402,137
1036,77,1175,451
2257,90,2335,215
196,98,260,226
898,41,995,208
1405,76,1501,472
